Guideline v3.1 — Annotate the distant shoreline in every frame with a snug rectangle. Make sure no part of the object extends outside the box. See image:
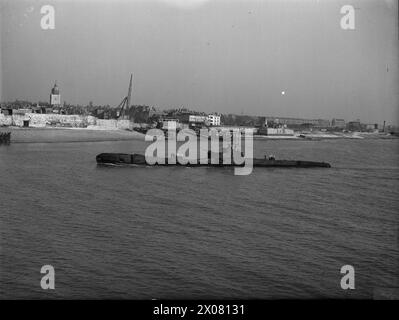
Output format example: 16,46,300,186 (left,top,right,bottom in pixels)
0,126,397,144
0,126,145,144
